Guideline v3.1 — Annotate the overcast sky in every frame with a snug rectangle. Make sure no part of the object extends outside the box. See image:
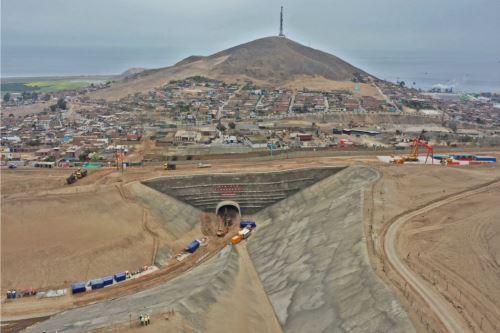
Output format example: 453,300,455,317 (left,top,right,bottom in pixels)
2,0,500,76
